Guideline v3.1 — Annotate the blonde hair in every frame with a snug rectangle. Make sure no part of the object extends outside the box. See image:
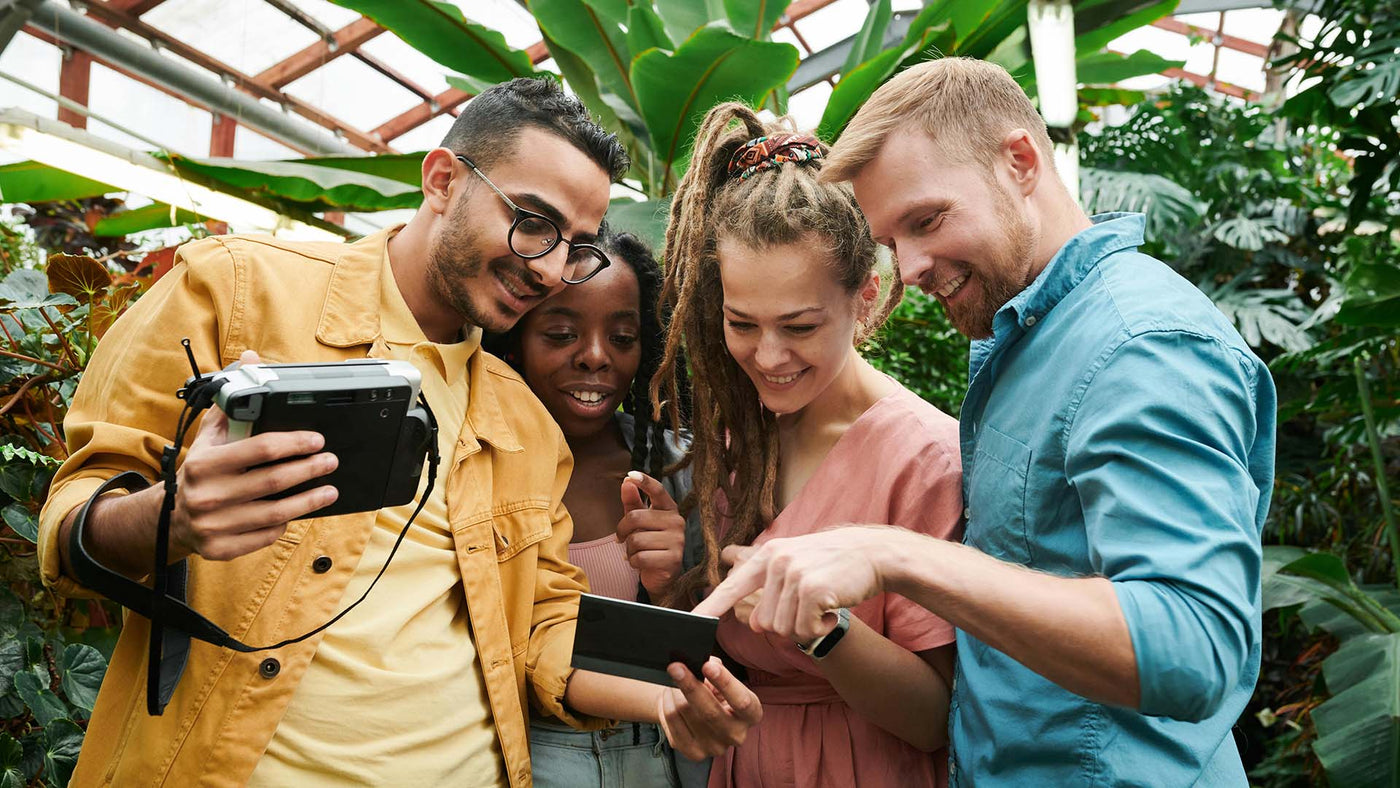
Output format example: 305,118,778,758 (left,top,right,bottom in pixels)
651,102,900,607
823,57,1056,183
